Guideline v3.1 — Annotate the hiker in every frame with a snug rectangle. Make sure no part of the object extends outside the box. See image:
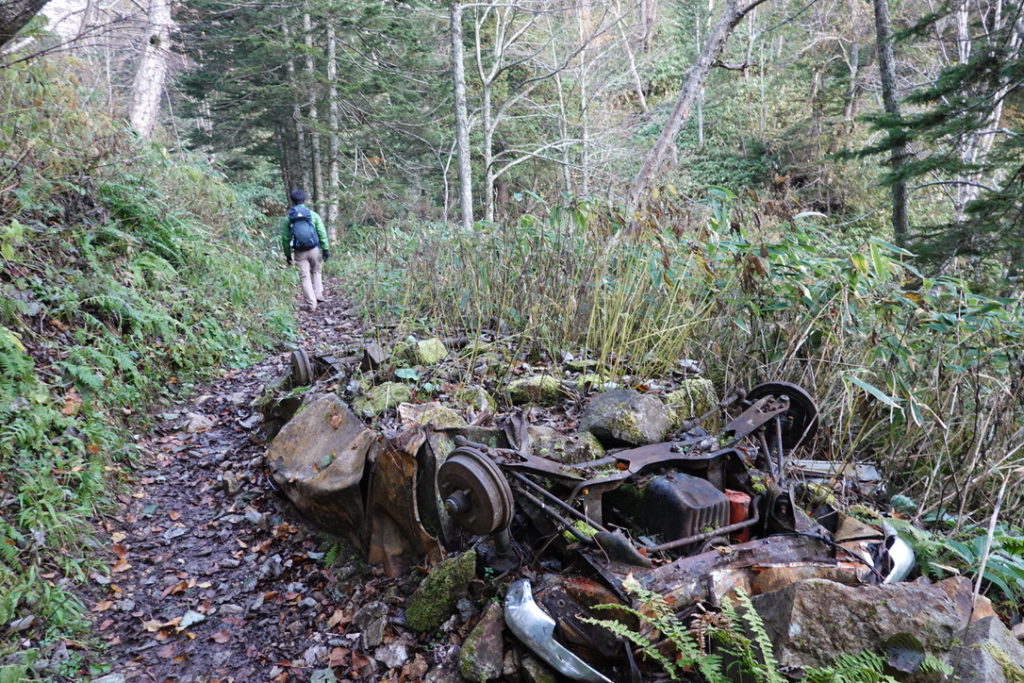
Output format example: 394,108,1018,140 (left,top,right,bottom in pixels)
281,189,330,311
